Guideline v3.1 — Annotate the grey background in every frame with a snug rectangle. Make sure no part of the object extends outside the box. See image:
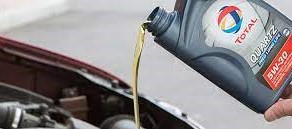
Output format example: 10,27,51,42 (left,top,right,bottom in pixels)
1,0,292,129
